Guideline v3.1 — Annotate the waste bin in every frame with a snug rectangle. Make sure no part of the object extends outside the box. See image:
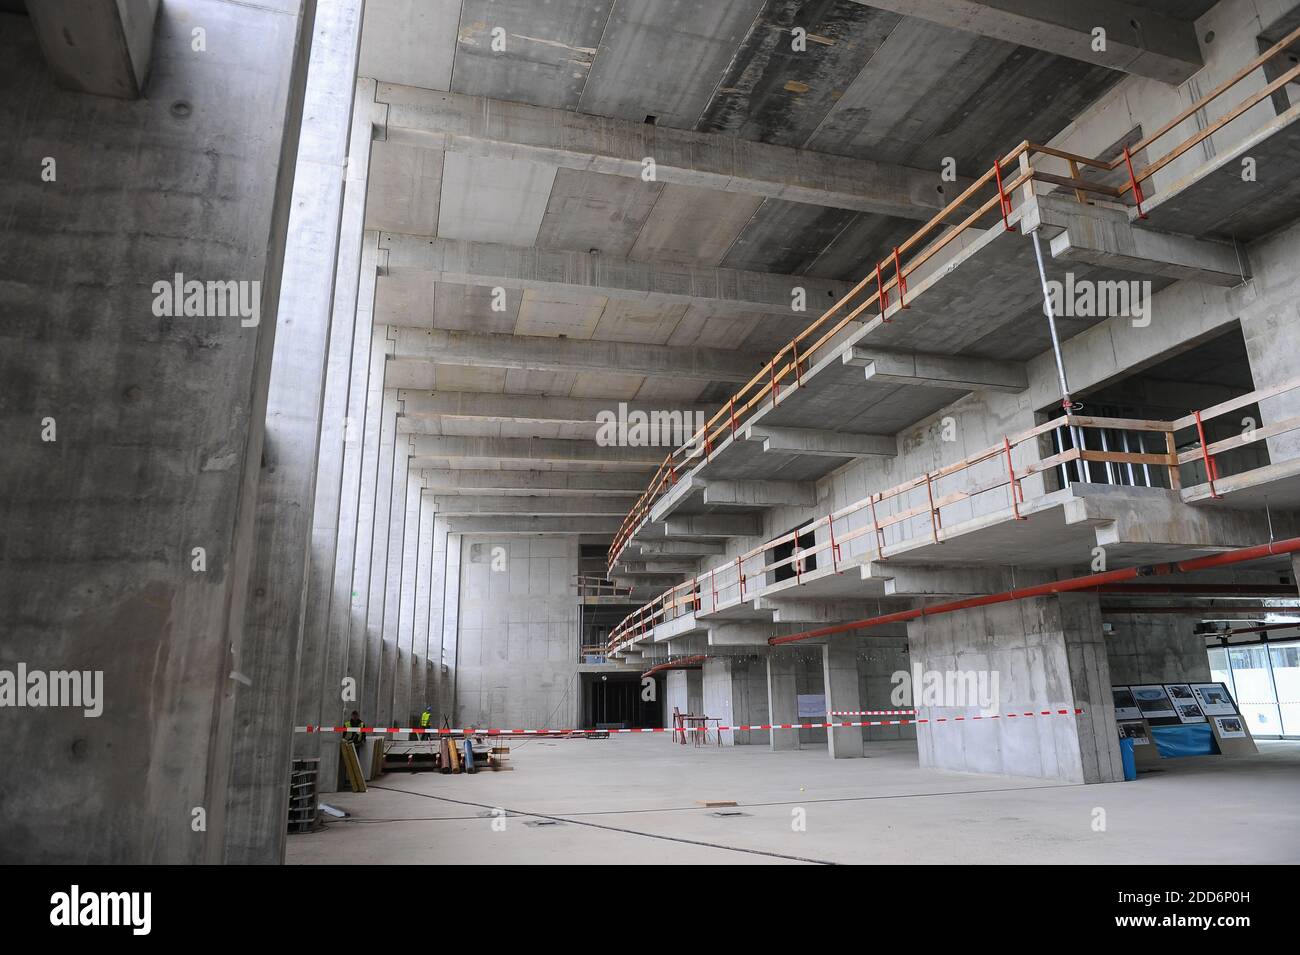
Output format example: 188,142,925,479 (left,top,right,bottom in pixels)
1119,737,1137,780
